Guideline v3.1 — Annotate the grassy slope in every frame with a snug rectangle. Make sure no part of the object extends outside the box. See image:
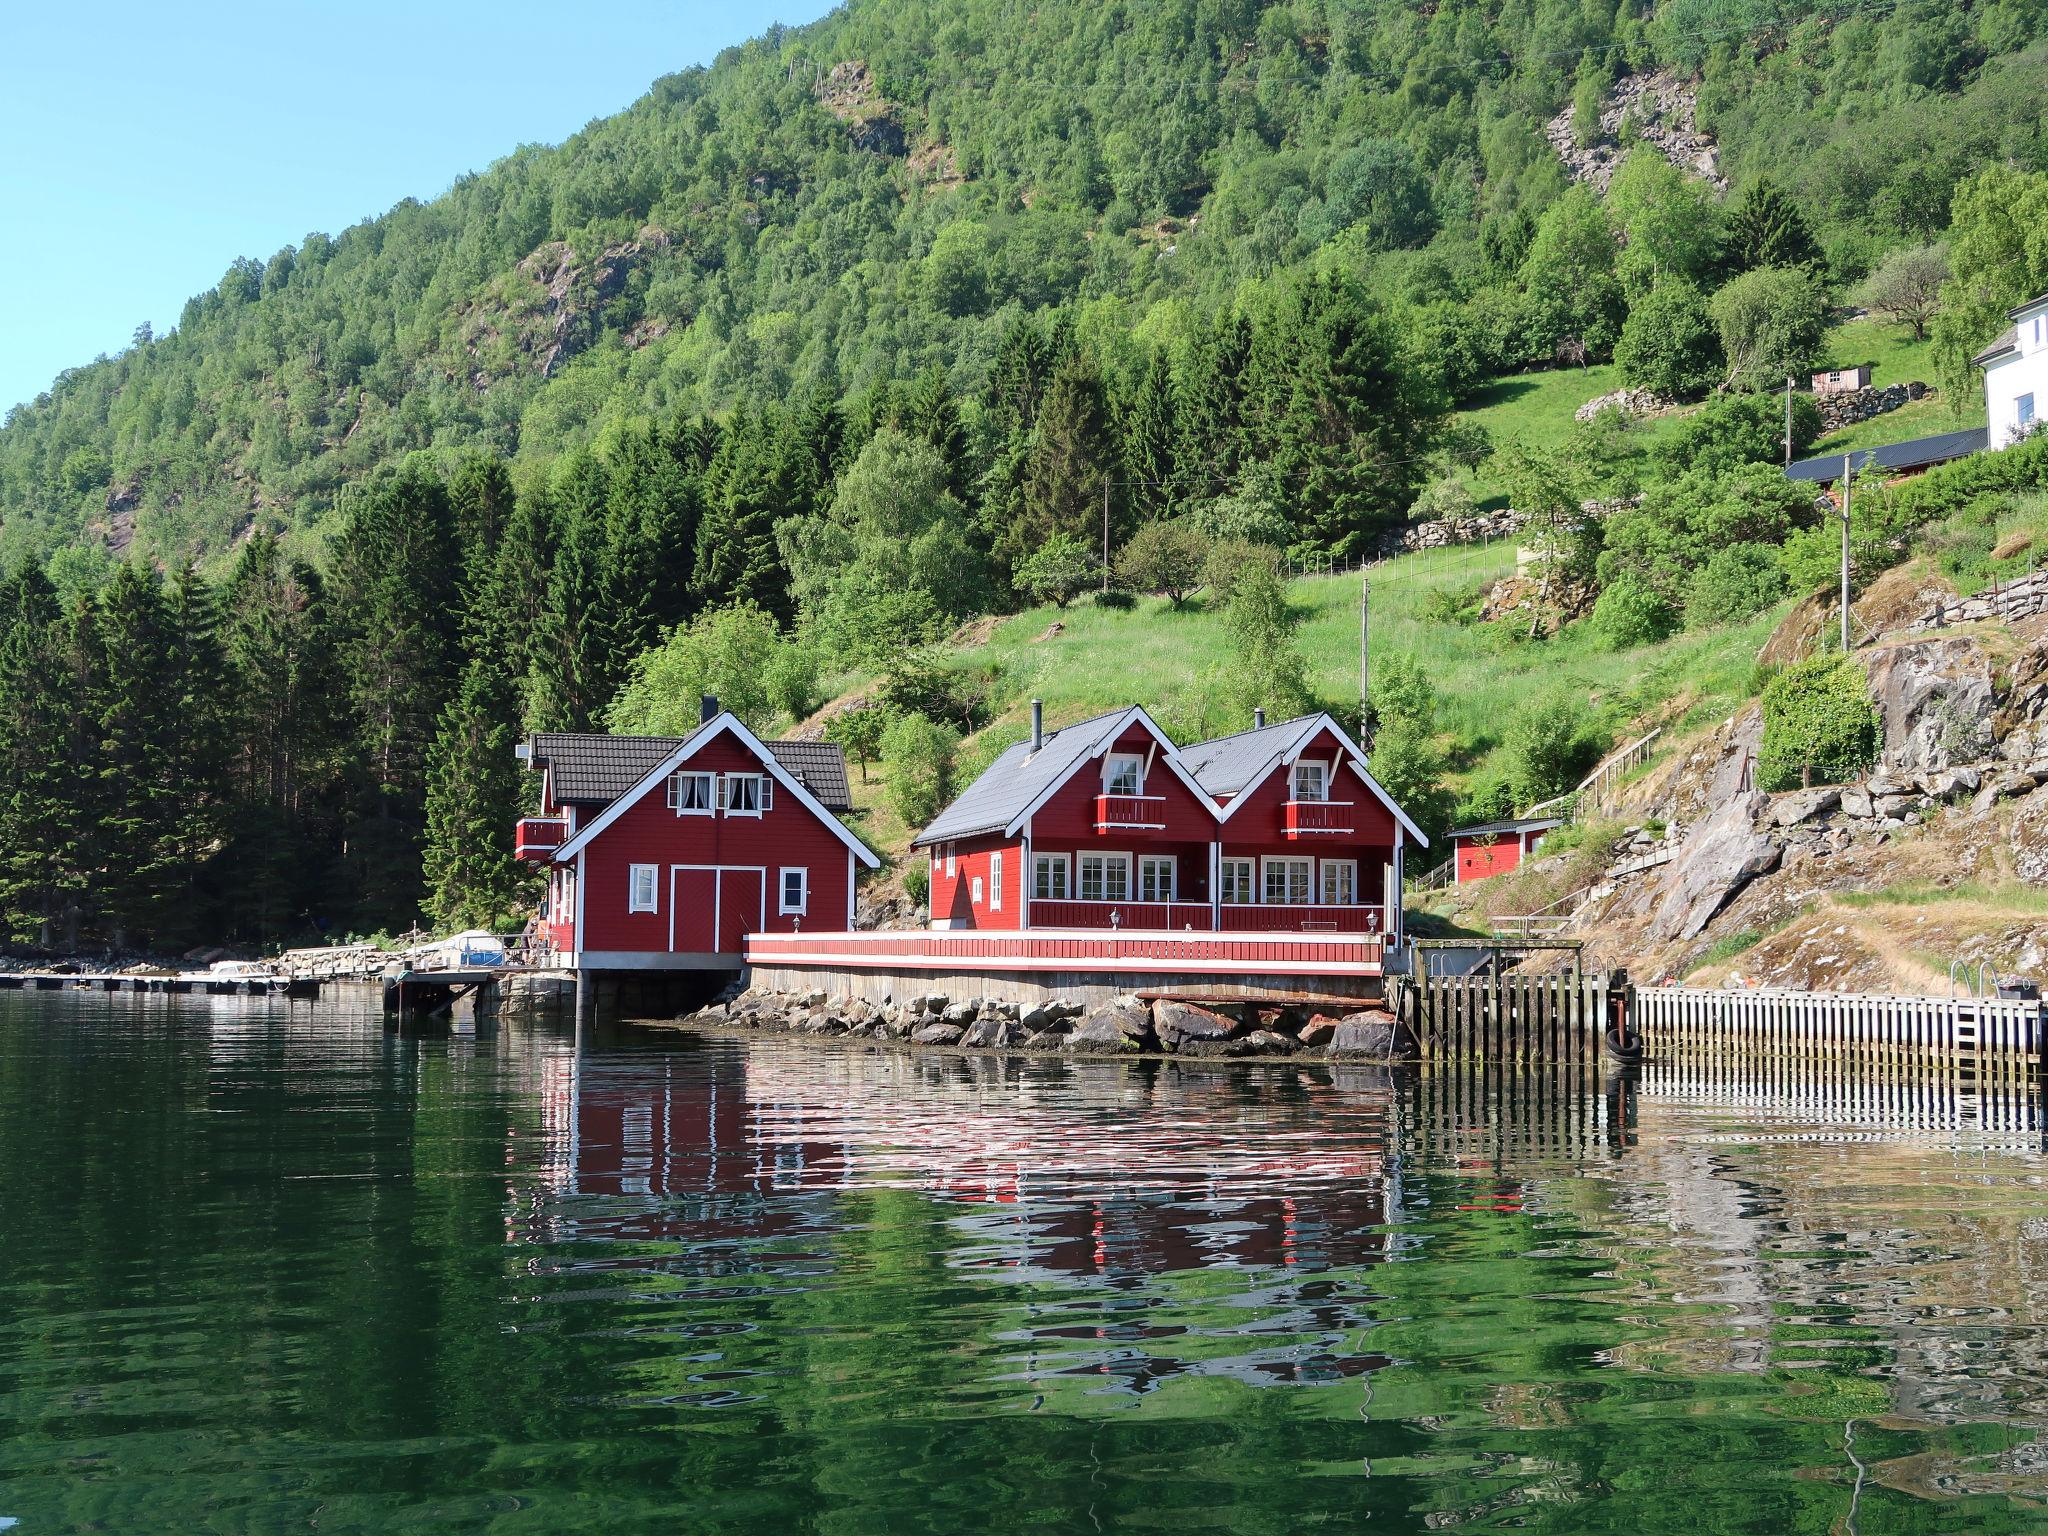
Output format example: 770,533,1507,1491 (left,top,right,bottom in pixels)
838,541,1780,882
